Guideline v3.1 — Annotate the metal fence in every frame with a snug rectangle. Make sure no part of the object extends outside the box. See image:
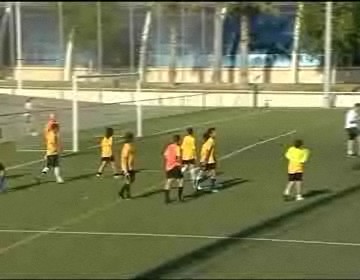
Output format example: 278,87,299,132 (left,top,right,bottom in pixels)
0,2,344,74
